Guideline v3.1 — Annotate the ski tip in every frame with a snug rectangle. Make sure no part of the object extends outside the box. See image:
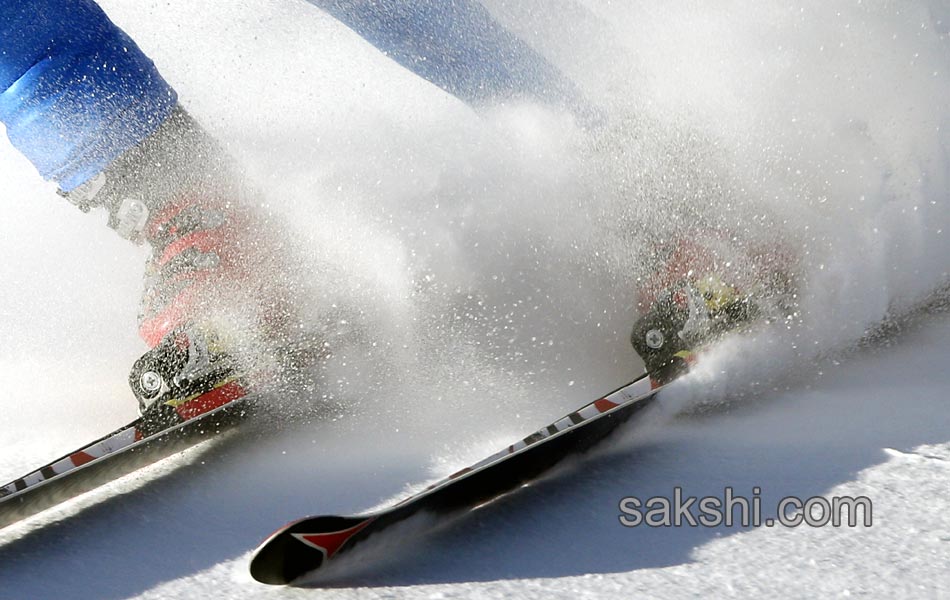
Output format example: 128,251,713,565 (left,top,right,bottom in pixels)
249,515,374,585
249,532,319,585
